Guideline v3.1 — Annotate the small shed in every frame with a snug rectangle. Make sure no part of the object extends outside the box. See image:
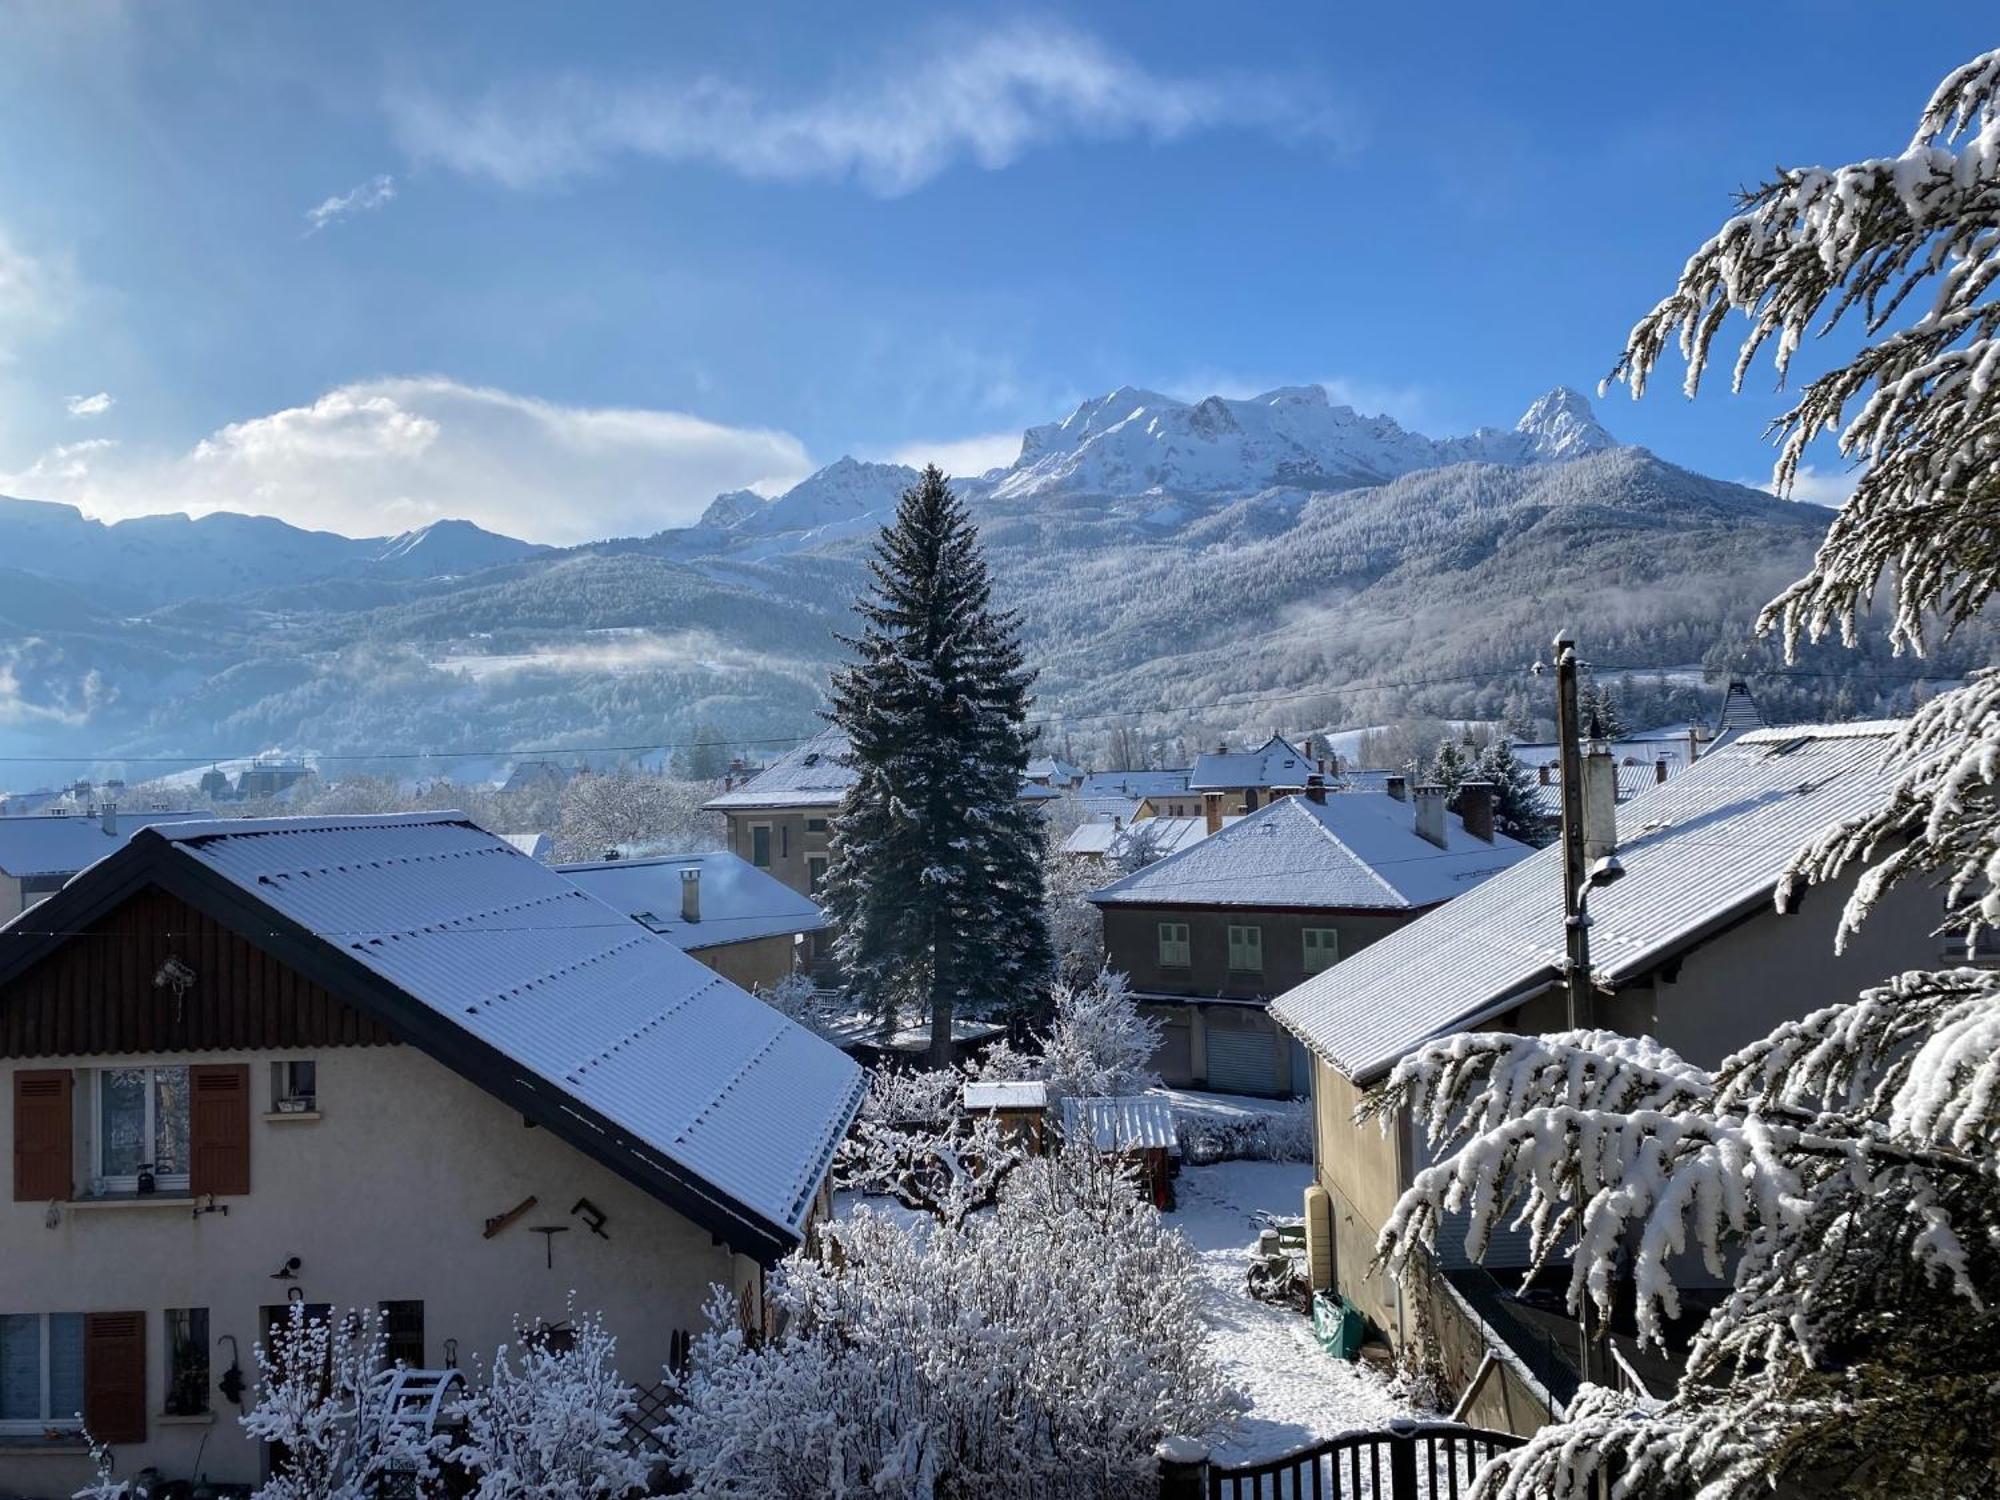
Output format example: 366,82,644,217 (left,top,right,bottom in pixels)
1060,1095,1182,1209
961,1079,1049,1153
